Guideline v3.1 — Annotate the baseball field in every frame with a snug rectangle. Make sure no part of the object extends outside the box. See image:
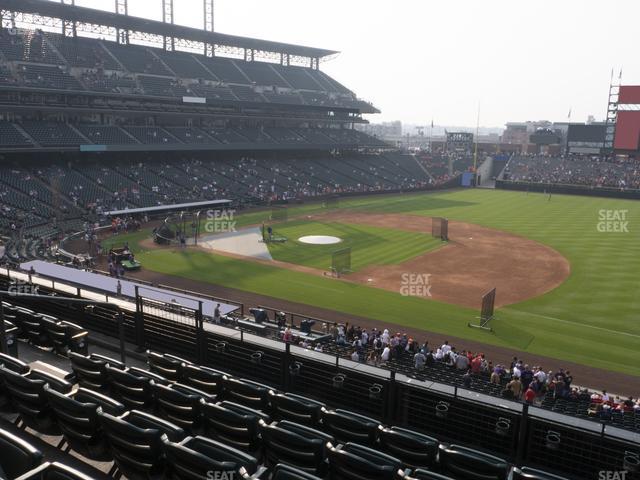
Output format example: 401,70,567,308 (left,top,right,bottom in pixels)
105,188,640,378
